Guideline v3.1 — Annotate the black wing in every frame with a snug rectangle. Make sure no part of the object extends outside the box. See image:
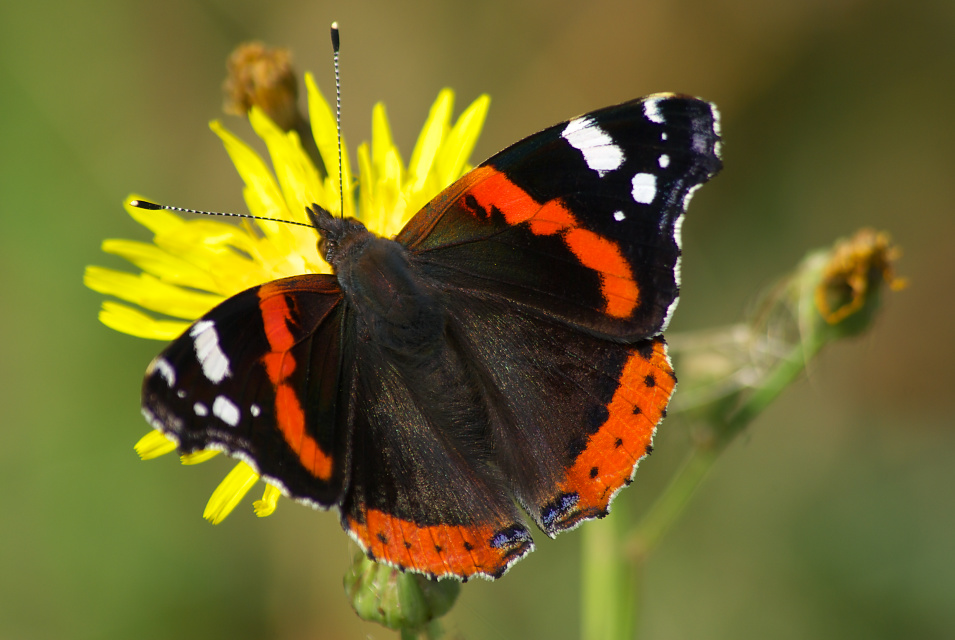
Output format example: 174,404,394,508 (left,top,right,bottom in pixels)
397,94,721,340
142,275,349,508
